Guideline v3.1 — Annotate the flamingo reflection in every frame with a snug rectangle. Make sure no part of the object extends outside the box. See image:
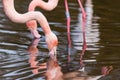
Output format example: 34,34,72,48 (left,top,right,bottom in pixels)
28,40,114,80
63,66,113,80
45,56,63,80
27,39,46,74
27,39,63,80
